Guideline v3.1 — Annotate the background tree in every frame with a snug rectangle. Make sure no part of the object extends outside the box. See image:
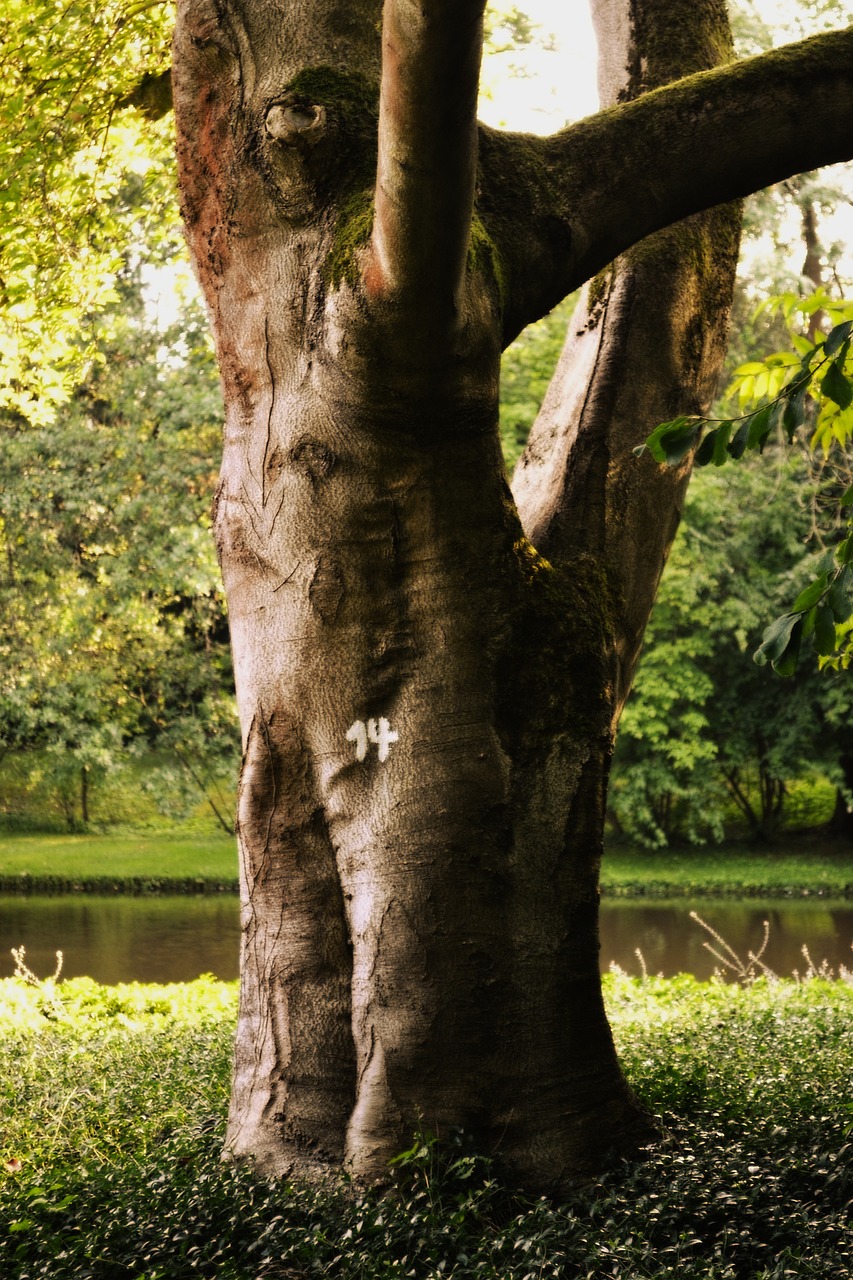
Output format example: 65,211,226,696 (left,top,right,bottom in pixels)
616,458,830,845
0,0,174,420
0,262,236,831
